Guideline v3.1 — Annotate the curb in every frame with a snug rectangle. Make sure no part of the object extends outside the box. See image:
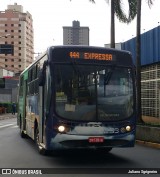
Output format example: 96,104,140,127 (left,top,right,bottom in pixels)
136,140,160,149
0,113,17,120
